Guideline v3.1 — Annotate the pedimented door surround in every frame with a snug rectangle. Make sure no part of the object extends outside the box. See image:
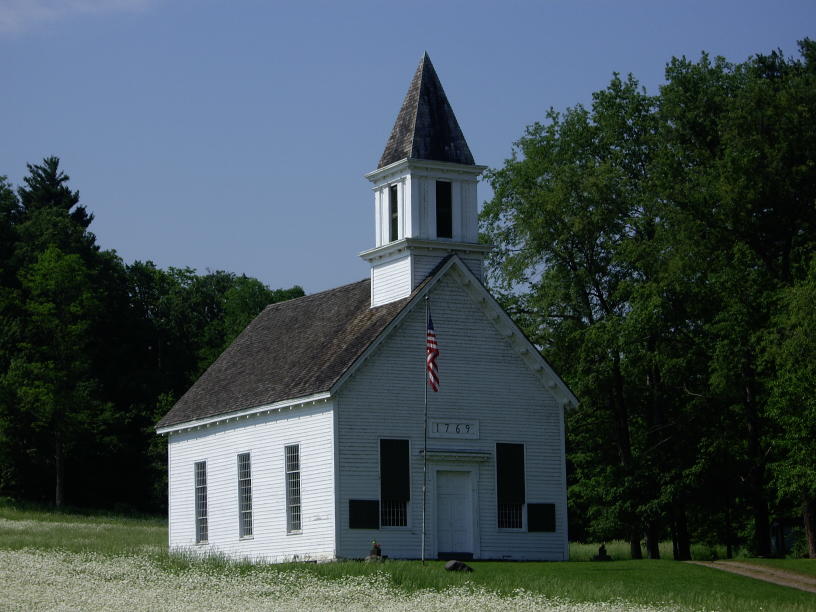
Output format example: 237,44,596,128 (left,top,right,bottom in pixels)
423,449,488,560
